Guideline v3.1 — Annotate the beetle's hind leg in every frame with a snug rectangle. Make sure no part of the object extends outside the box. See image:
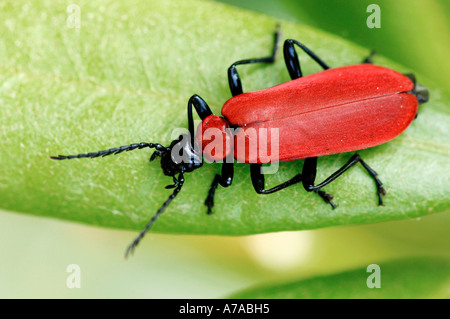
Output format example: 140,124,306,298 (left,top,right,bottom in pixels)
228,25,280,96
314,189,337,209
302,155,386,207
